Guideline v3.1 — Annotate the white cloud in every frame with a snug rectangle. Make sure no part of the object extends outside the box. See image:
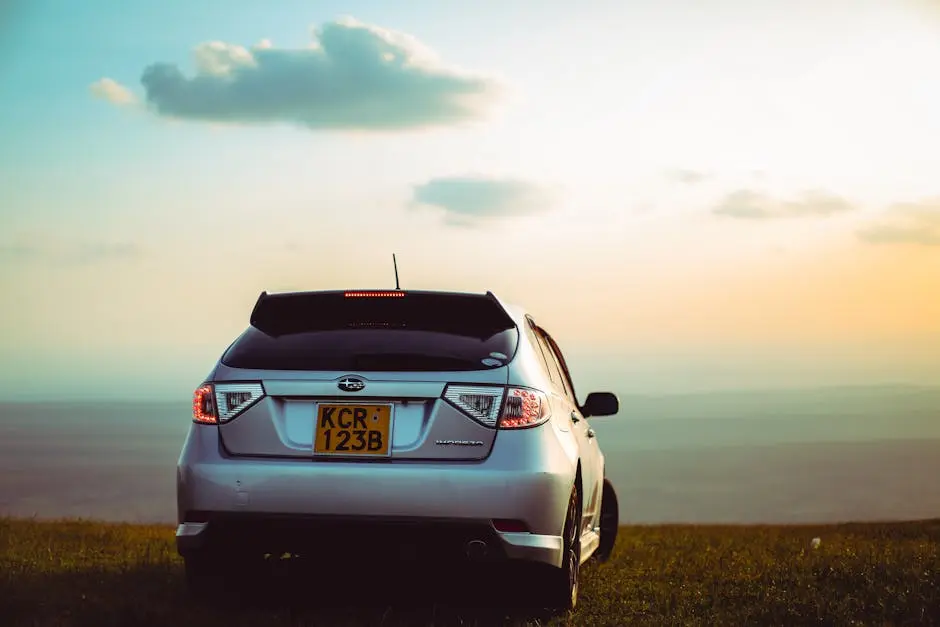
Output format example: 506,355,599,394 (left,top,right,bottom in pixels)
713,189,855,220
116,17,502,131
858,199,940,247
665,168,710,185
191,41,257,76
89,78,137,105
0,238,143,264
412,176,553,227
